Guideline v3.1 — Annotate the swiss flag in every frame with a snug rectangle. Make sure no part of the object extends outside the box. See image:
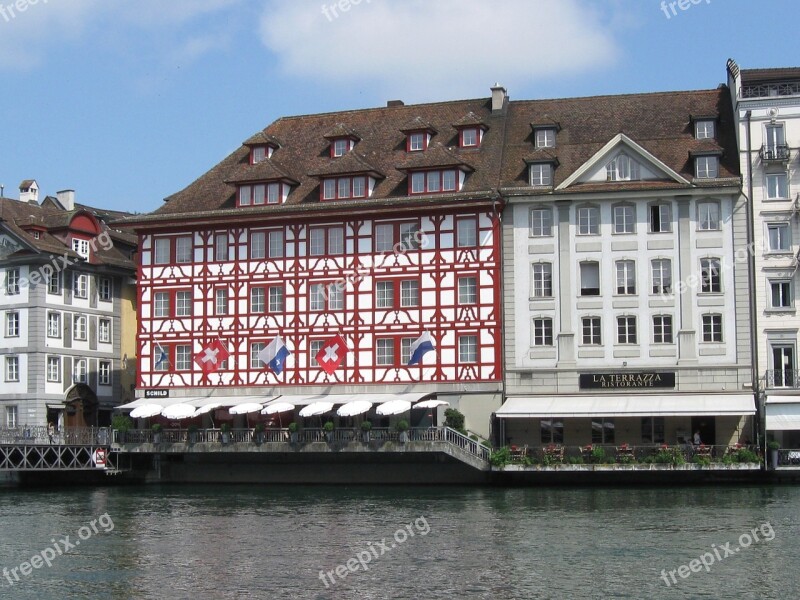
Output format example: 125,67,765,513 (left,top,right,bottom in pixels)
315,335,348,375
194,339,230,374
